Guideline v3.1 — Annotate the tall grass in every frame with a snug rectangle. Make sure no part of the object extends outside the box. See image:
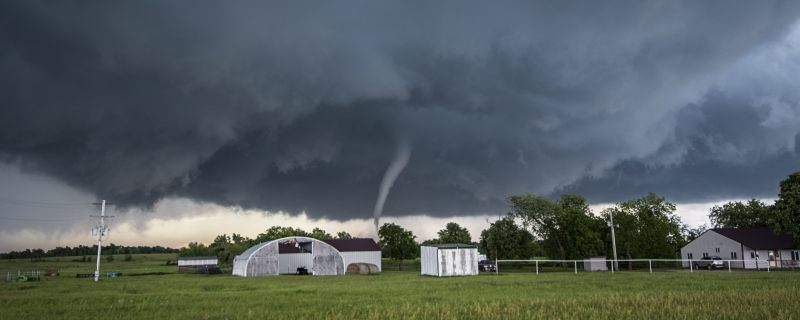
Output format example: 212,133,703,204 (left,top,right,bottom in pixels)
1,255,799,319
